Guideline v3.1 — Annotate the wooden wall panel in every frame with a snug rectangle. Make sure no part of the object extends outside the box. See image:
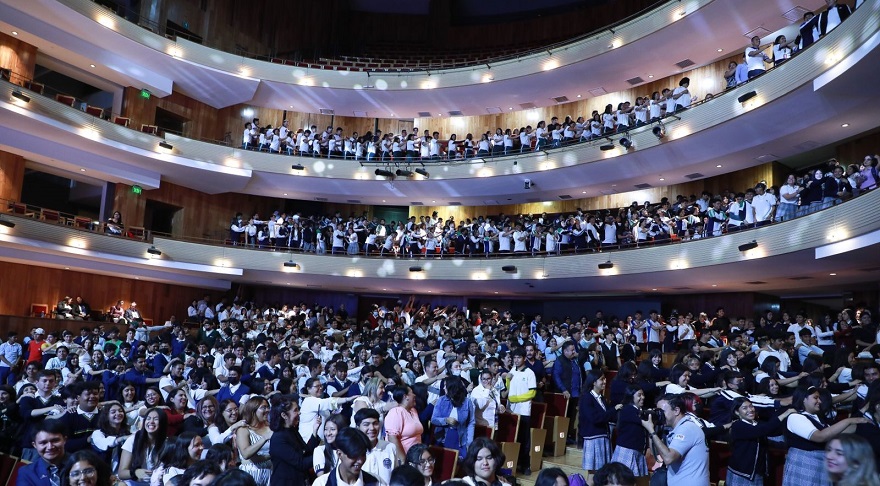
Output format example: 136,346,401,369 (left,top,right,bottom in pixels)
0,261,222,328
113,181,286,240
121,88,227,142
0,32,37,83
835,129,880,166
410,162,783,218
0,150,25,202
